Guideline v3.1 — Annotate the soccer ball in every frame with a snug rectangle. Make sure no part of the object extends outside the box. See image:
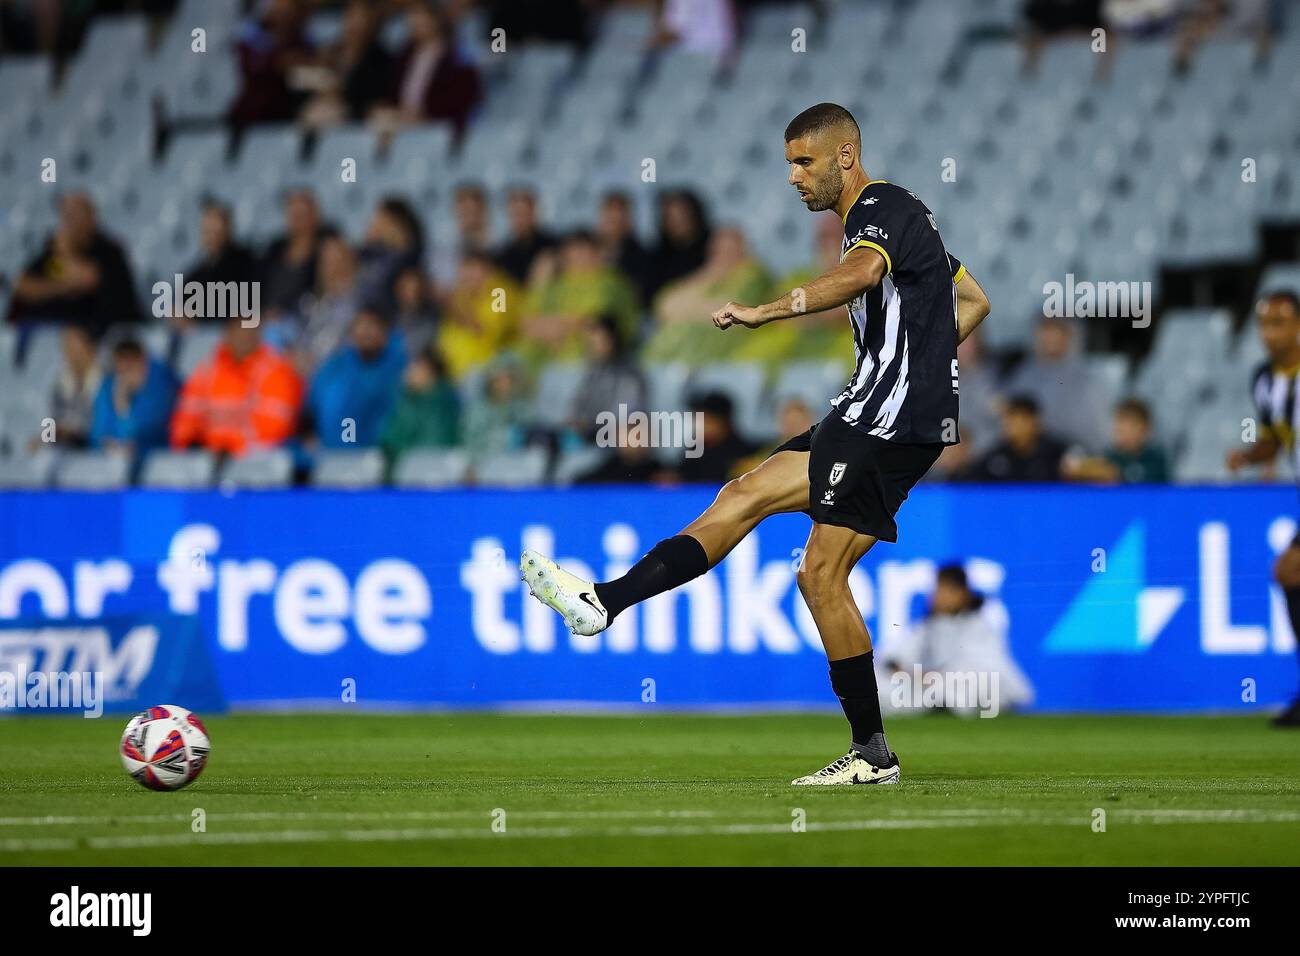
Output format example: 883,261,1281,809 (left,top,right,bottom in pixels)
120,705,211,791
